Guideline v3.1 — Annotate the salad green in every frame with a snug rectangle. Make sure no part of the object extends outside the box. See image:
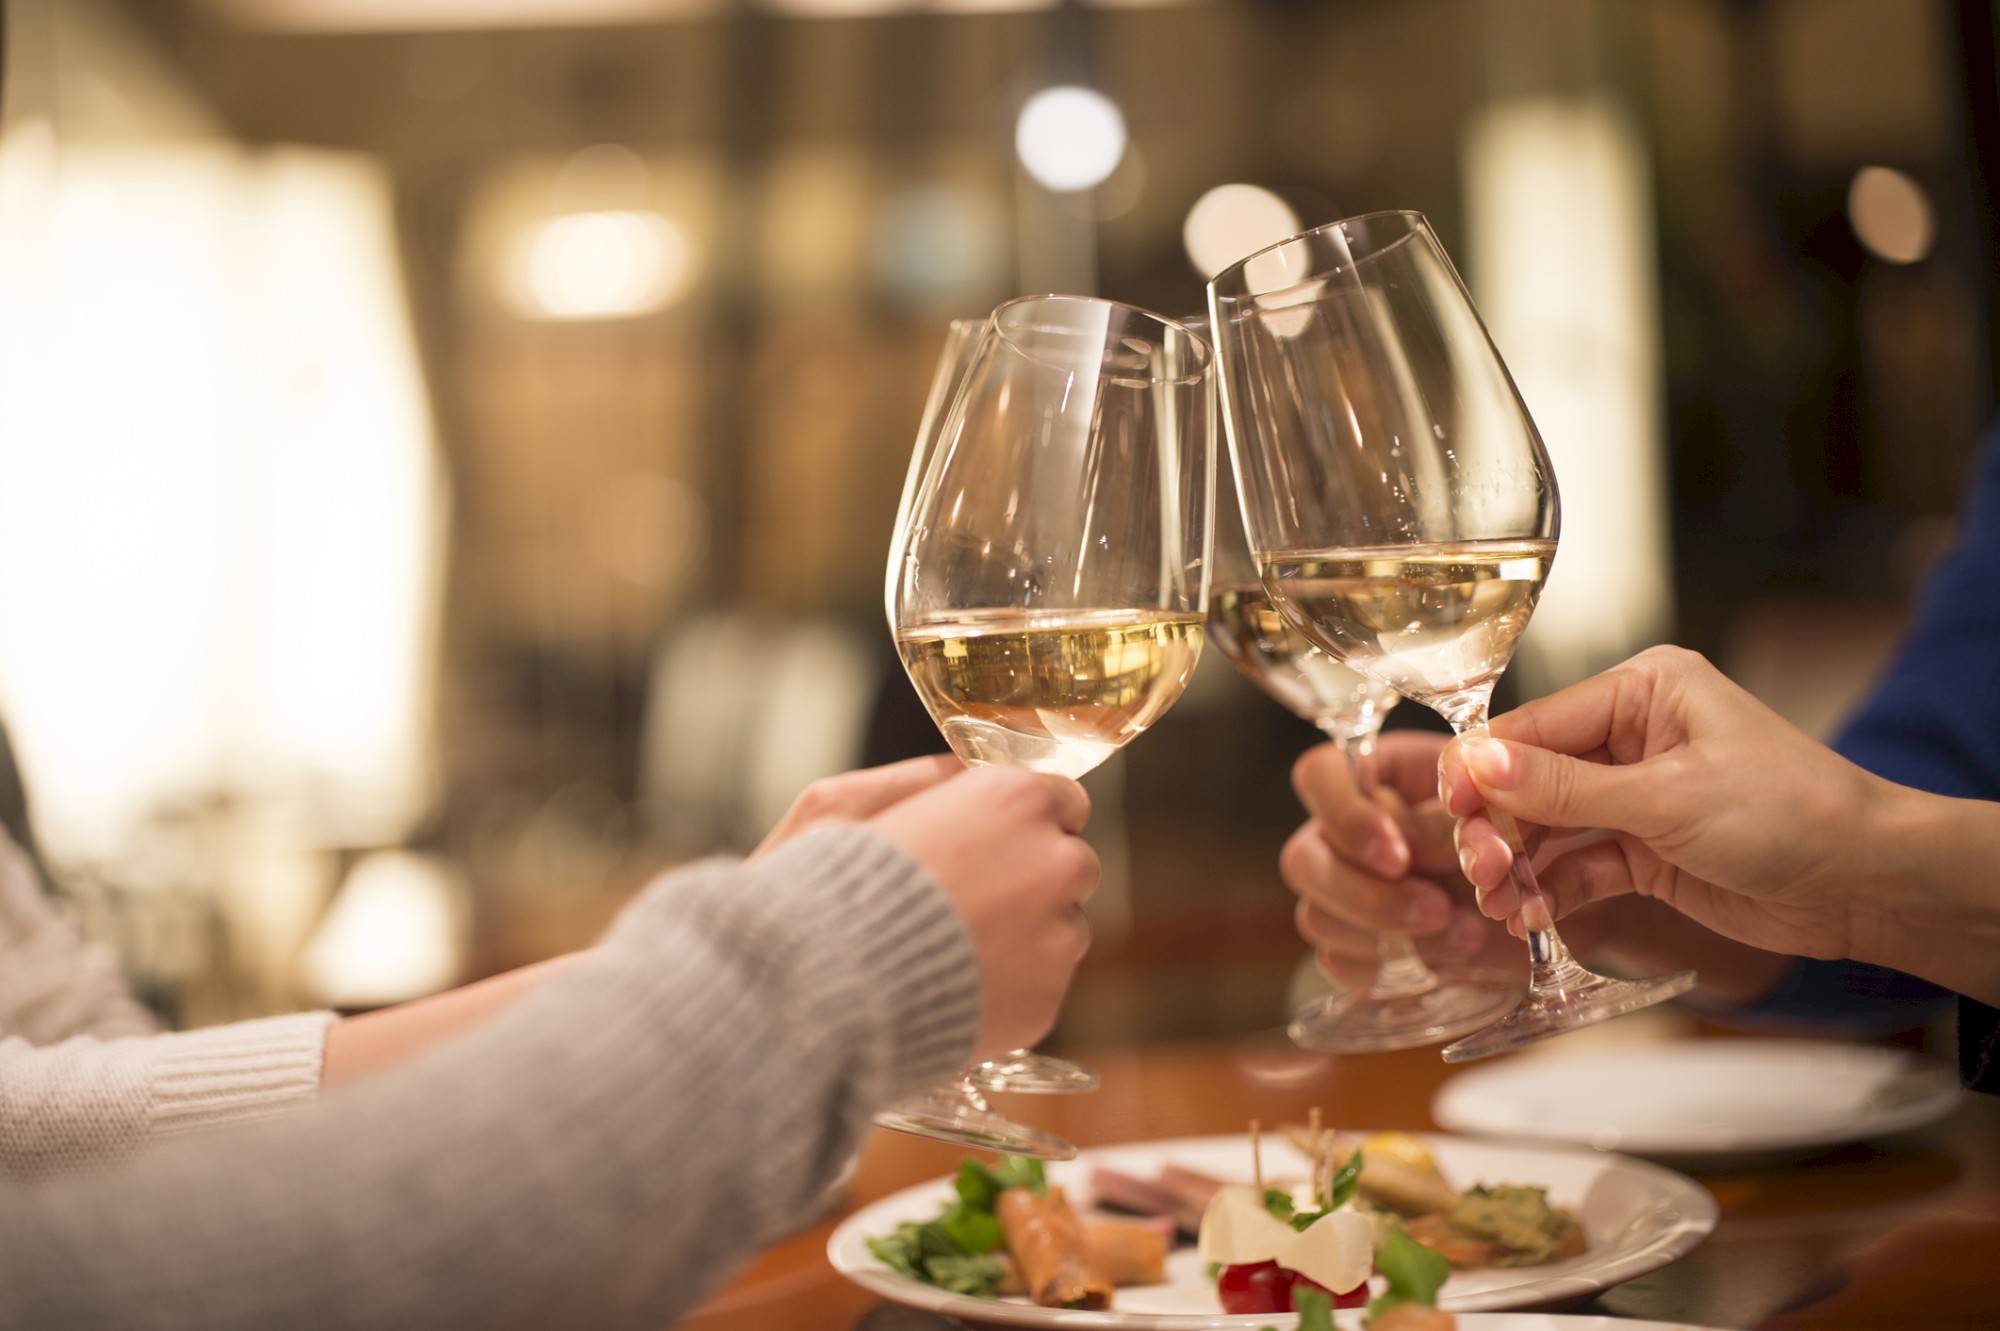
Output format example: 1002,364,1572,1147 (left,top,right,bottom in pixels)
1262,1148,1365,1230
1365,1228,1451,1321
864,1156,1047,1298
